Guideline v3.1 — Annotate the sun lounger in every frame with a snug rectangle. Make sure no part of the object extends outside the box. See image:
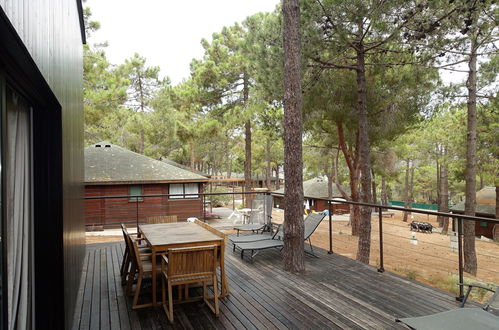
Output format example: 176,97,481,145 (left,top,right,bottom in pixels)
234,212,326,261
397,283,499,329
228,224,283,250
